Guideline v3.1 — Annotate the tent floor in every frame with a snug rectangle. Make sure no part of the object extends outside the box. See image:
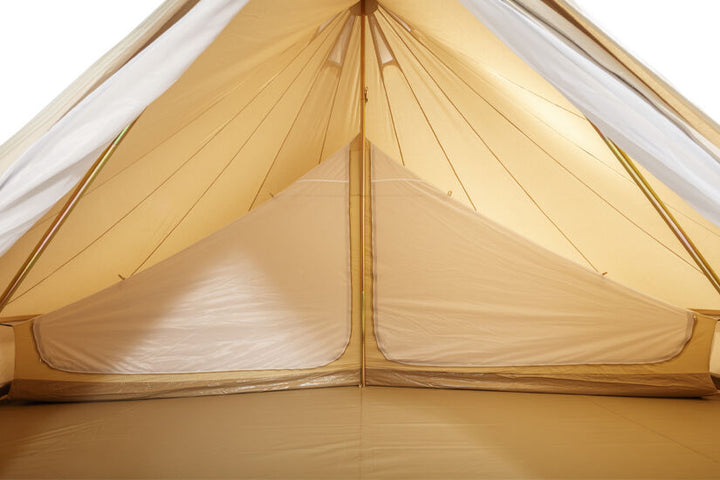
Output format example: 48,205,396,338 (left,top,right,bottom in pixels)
1,386,719,479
